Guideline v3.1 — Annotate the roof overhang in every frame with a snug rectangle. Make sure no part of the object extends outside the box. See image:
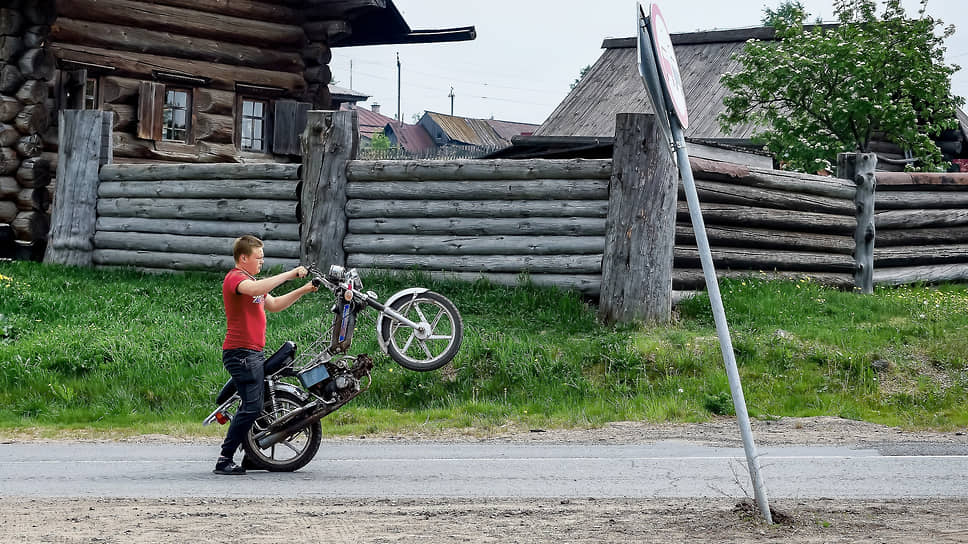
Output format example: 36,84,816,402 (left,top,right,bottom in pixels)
305,0,475,47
